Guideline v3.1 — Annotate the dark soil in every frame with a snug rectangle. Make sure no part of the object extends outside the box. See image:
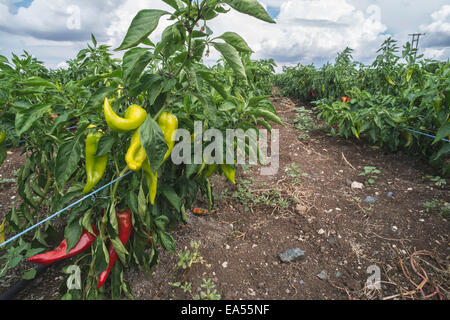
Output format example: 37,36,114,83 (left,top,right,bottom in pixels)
1,89,449,300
